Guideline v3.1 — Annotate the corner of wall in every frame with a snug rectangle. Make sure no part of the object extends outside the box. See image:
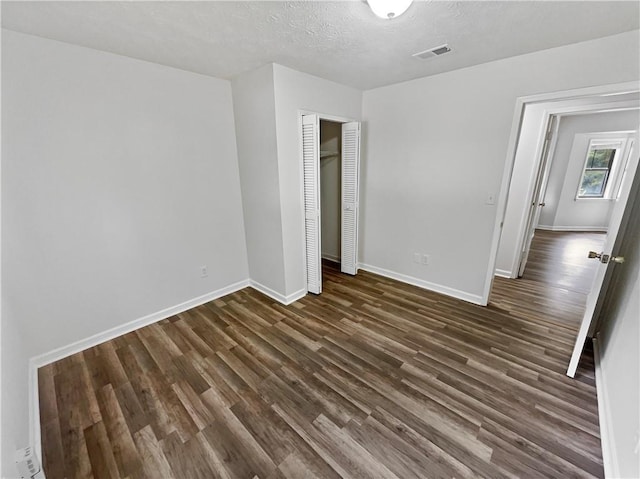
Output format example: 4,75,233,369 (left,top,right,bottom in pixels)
231,63,287,298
